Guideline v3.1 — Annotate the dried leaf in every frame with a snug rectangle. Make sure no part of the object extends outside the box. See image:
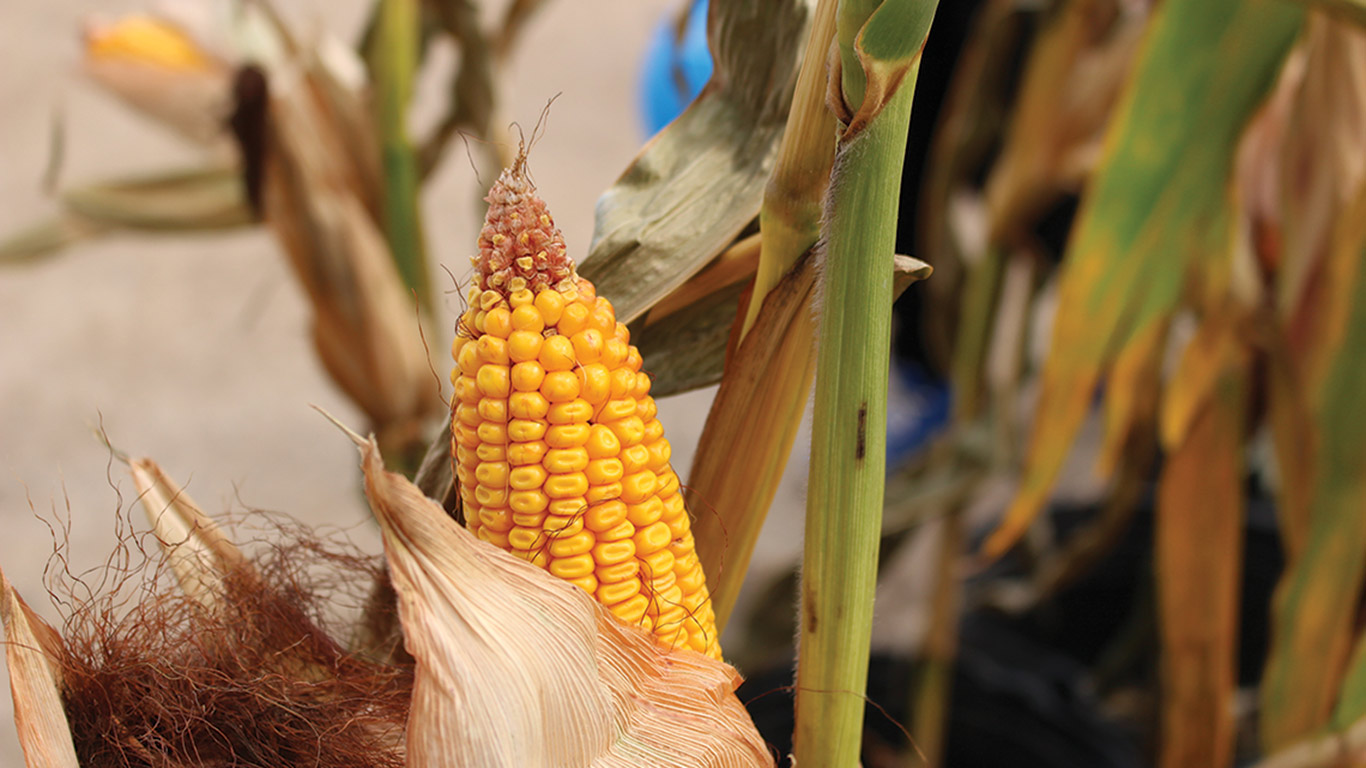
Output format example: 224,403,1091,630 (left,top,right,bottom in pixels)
581,0,813,324
355,435,774,768
1261,181,1366,750
985,0,1146,244
1154,324,1248,768
129,458,248,610
1,568,79,768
